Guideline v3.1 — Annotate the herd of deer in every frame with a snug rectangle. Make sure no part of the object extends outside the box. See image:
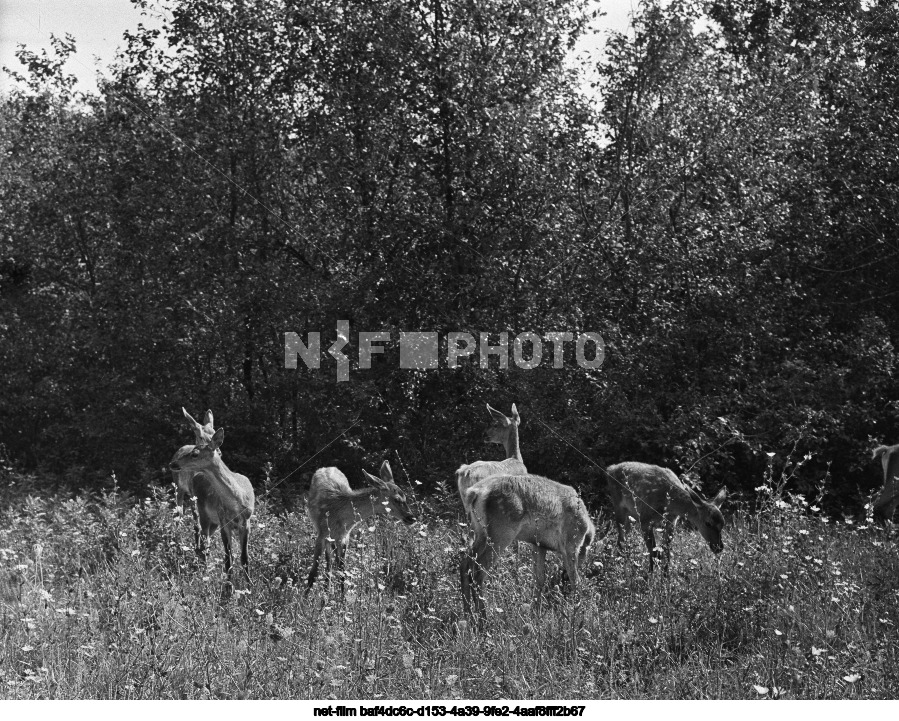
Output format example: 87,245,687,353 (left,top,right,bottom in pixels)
168,405,899,617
